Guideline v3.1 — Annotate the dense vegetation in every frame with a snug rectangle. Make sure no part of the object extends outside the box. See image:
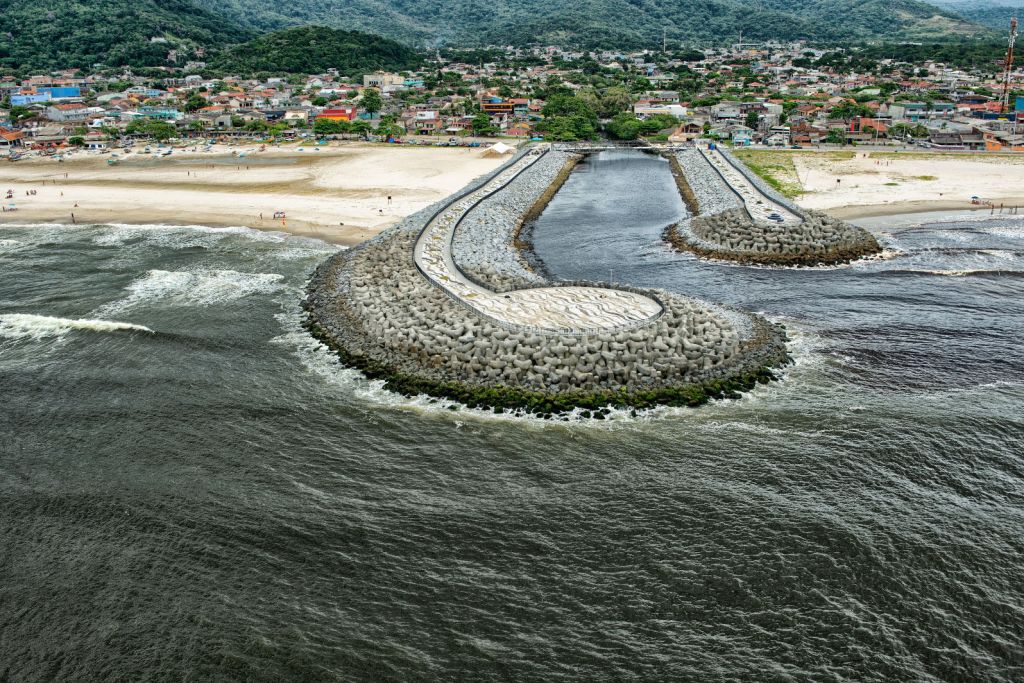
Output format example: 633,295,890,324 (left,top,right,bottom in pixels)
211,27,423,75
925,1,1021,30
0,0,253,71
819,40,1019,72
0,0,994,74
193,0,984,49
